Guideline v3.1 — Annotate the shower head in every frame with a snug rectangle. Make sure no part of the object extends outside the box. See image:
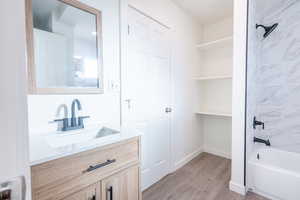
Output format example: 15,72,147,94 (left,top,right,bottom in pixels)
256,23,278,38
